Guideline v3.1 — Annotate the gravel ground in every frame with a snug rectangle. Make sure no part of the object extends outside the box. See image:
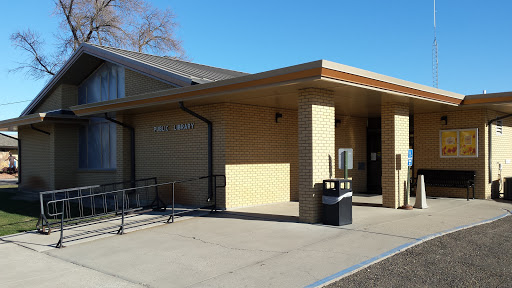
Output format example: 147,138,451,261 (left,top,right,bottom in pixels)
327,213,512,288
